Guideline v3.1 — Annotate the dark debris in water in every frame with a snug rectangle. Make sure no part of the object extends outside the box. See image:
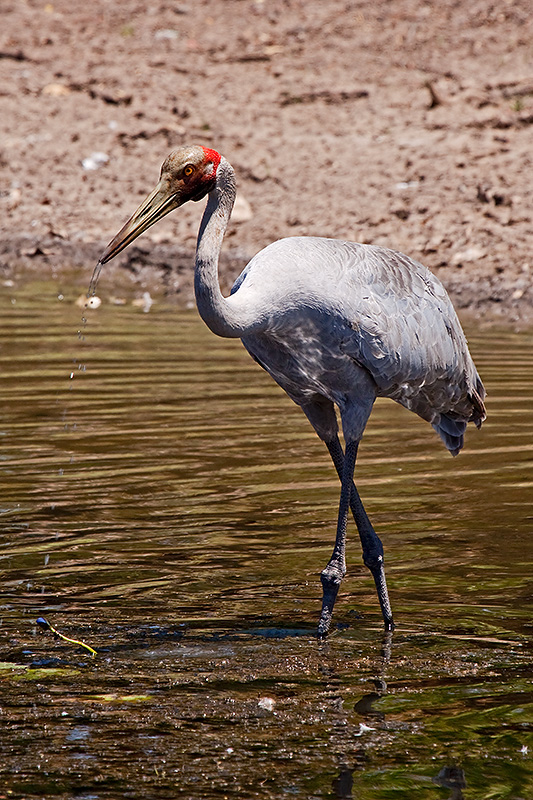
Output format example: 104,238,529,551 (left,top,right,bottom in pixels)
0,619,531,798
